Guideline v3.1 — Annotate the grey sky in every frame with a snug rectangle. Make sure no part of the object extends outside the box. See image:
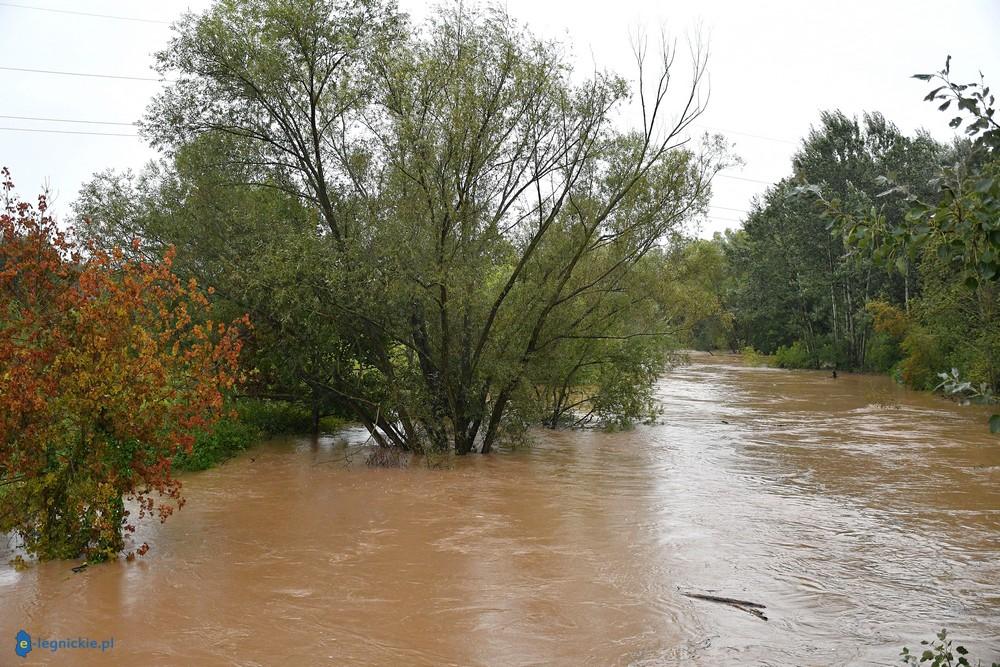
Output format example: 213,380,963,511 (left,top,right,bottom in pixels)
1,0,997,237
